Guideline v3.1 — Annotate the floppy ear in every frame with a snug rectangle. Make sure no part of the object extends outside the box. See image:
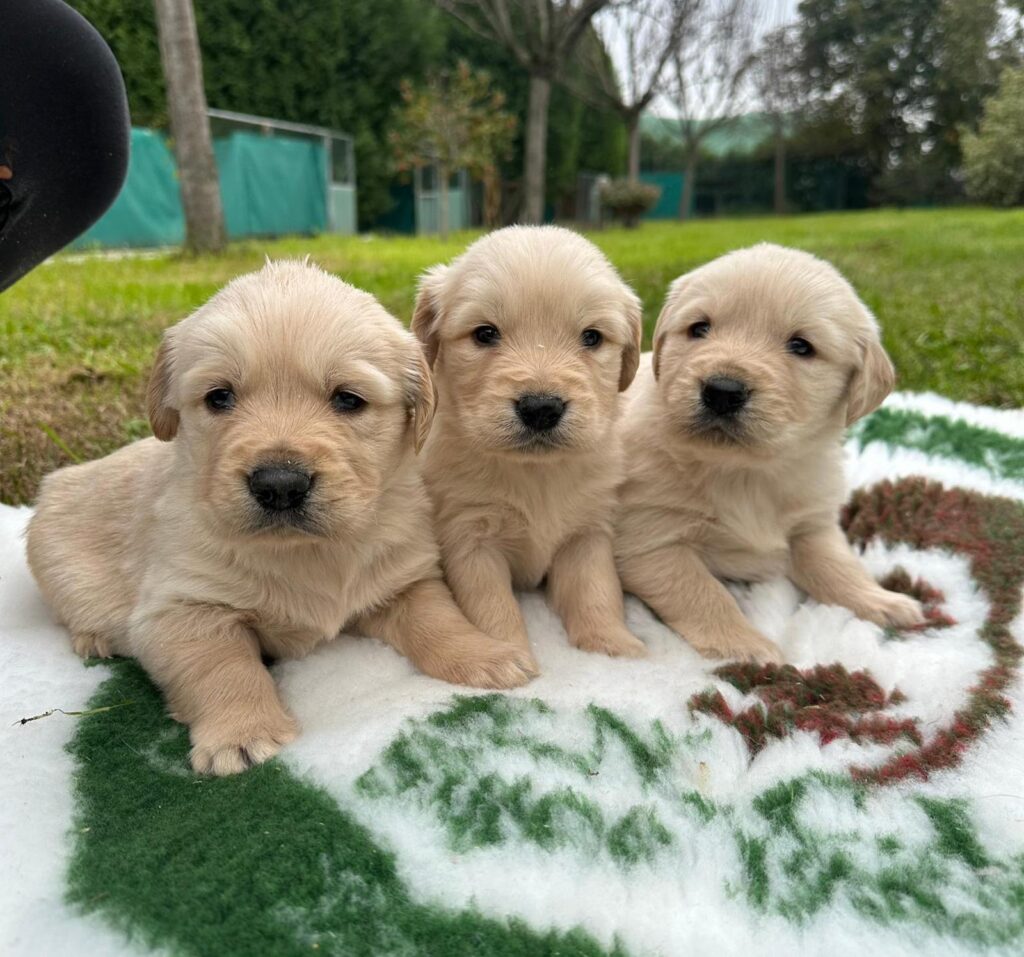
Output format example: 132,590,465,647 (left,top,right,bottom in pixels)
618,289,643,392
651,276,690,380
411,265,449,368
846,335,896,426
146,335,180,441
406,343,438,454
